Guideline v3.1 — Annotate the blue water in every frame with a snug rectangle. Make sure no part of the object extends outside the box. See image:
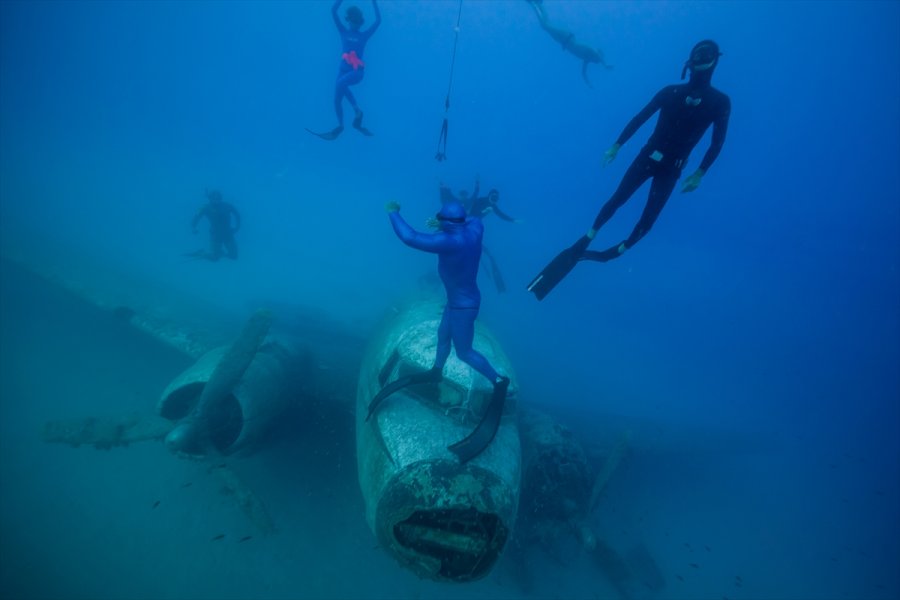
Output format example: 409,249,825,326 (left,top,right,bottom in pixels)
1,1,897,599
